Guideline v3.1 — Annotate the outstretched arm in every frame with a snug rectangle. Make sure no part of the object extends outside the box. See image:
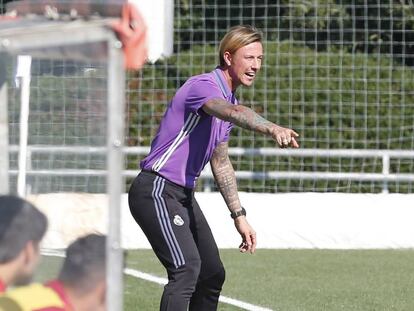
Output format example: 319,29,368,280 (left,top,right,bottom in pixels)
210,141,256,254
203,98,299,148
